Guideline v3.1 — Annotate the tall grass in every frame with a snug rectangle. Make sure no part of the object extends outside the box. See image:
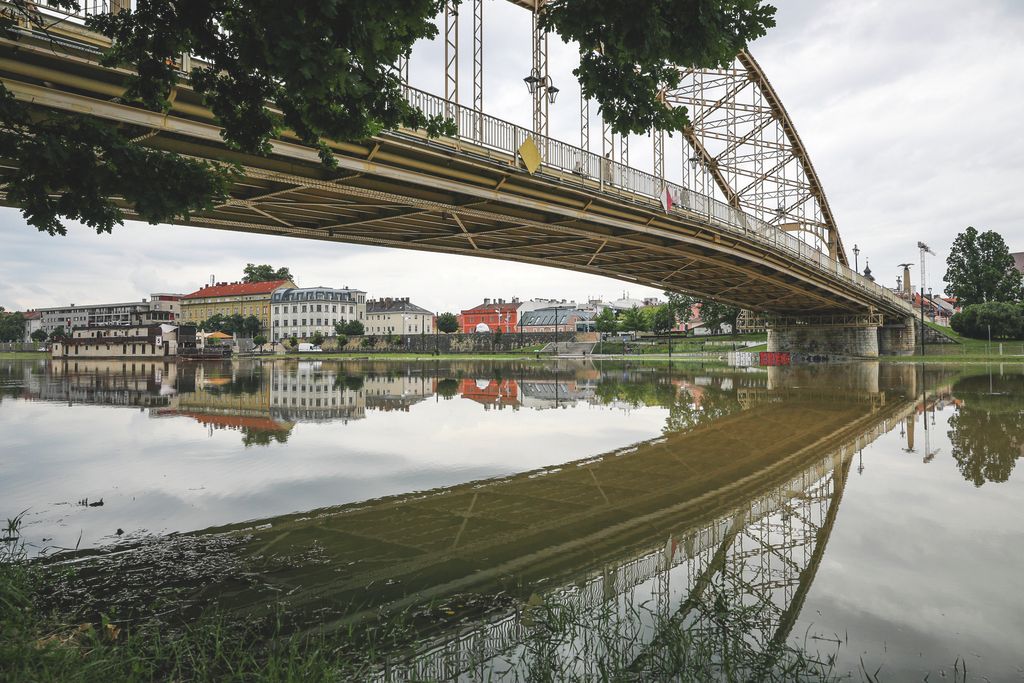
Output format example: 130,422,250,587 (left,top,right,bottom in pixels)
0,514,375,682
3,512,843,682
